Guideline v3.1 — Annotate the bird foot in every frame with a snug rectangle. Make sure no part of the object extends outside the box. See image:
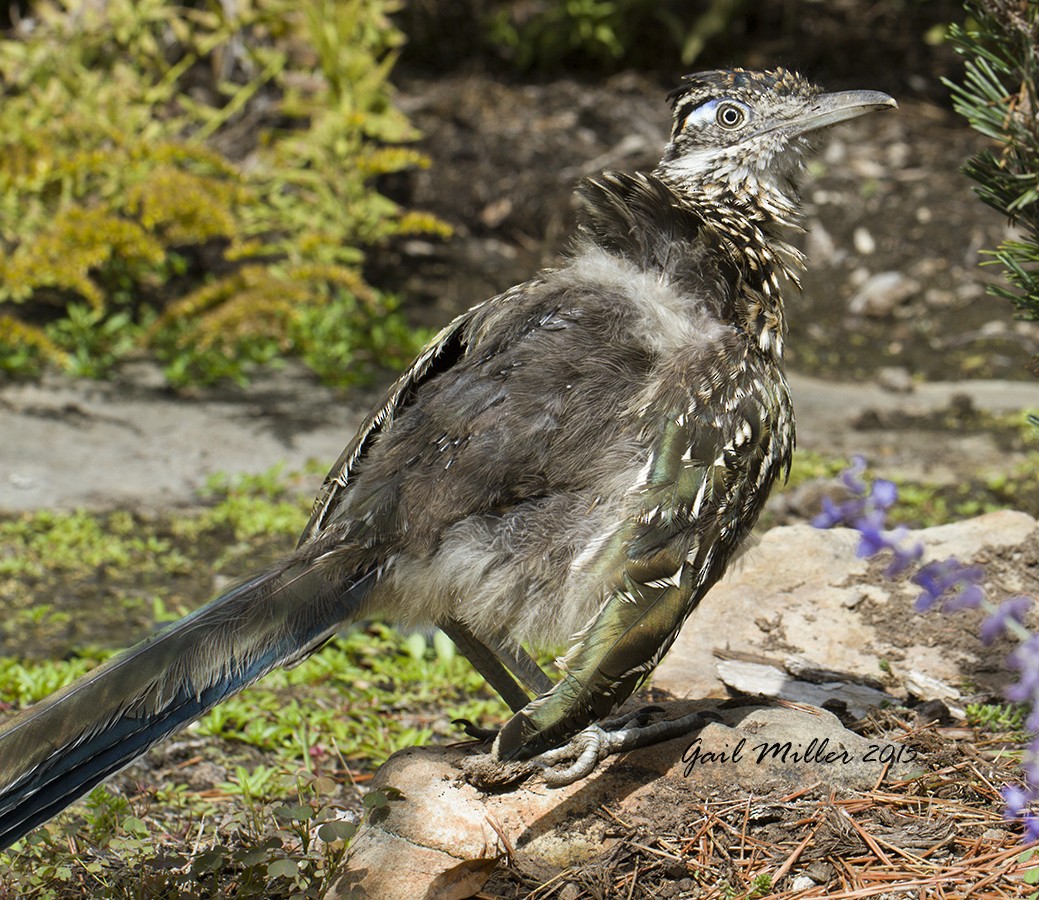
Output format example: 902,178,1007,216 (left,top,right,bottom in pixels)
530,706,657,786
459,707,716,790
532,707,716,787
459,752,539,789
456,719,540,788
